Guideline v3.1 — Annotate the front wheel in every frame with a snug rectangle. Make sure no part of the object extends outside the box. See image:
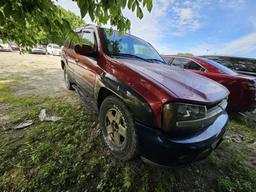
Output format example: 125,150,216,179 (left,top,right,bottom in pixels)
99,96,139,161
